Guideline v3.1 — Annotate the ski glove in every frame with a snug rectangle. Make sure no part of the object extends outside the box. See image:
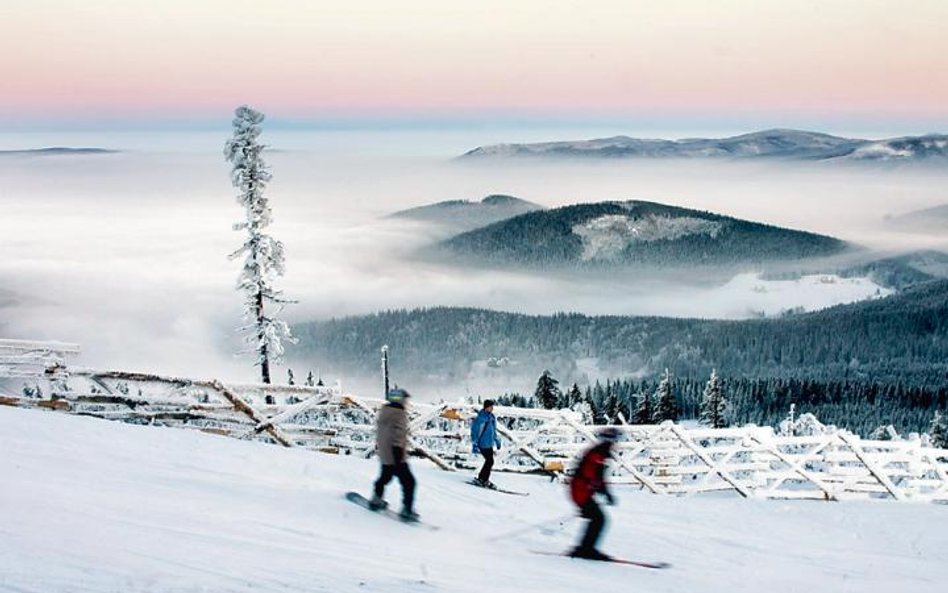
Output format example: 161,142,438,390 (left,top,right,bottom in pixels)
392,446,405,464
495,440,502,450
472,444,480,455
604,491,616,506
